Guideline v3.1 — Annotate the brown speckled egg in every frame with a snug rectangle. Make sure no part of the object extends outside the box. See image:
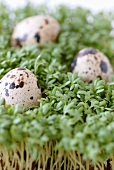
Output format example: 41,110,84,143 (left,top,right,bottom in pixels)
0,68,41,108
11,15,60,47
71,48,113,82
